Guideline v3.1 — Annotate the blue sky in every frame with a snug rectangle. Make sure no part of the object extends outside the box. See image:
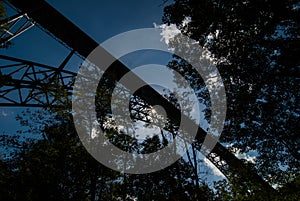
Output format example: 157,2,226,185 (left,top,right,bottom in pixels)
0,0,173,134
47,0,168,42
